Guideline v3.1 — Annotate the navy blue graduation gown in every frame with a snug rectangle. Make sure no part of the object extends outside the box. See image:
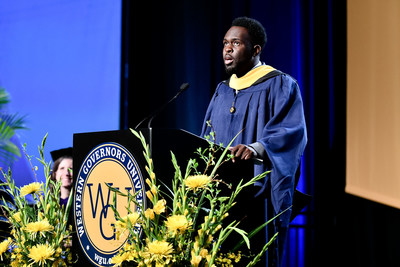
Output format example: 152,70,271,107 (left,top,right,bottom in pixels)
201,71,307,228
